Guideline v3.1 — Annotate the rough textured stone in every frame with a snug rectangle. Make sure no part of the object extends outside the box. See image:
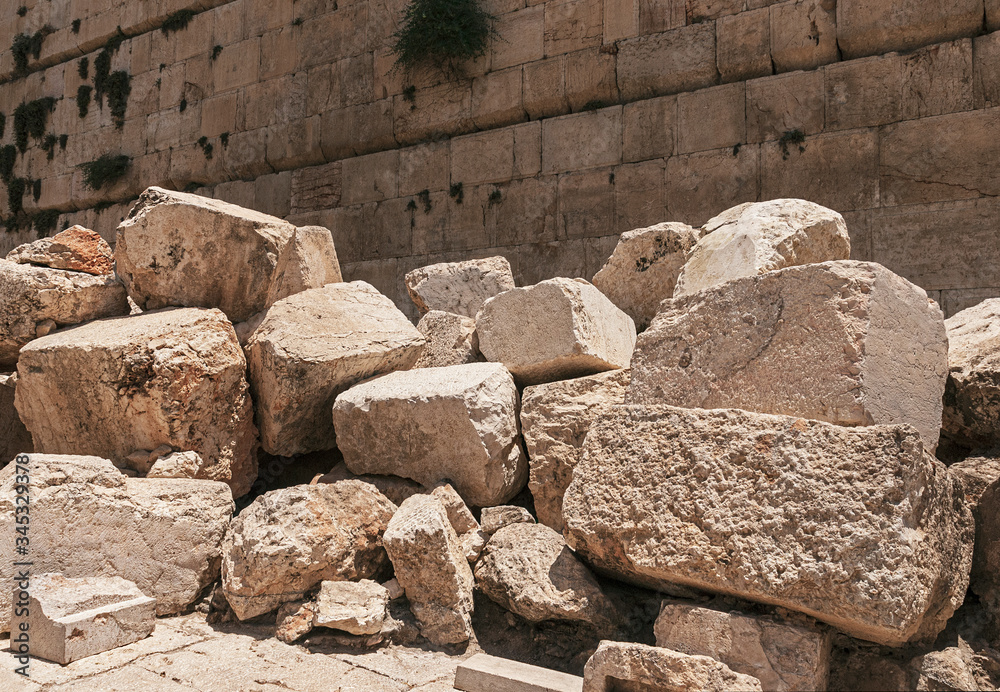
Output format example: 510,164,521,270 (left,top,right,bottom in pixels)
837,0,983,60
317,462,426,507
520,369,629,531
0,373,32,465
246,282,425,456
476,523,618,629
221,481,397,620
146,451,207,479
116,187,333,322
673,199,851,298
383,494,475,645
405,256,516,318
274,600,317,644
942,299,1000,449
455,653,586,692
480,505,536,536
314,580,389,635
951,450,1000,615
630,261,949,452
0,259,129,368
910,645,984,692
476,278,636,386
654,601,832,691
15,307,259,498
591,222,701,331
333,362,527,507
12,574,156,664
583,641,763,692
264,225,343,307
563,405,973,646
6,226,114,275
0,455,234,634
414,310,483,368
